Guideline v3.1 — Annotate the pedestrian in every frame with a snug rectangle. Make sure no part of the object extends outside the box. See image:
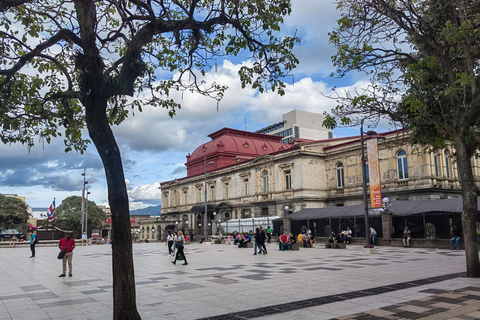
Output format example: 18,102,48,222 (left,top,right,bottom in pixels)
266,226,272,243
58,231,76,277
450,225,462,250
370,227,377,246
190,232,194,242
171,231,188,265
172,231,177,255
166,231,174,256
403,226,411,247
260,226,268,254
29,230,36,258
253,228,265,255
